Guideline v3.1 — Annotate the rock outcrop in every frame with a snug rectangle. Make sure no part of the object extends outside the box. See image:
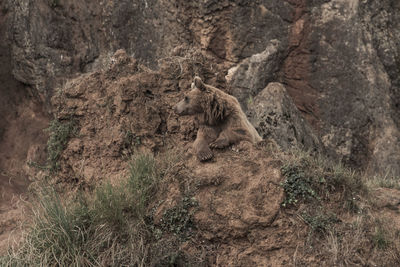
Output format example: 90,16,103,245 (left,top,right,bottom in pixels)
307,0,400,174
247,82,321,152
226,40,284,110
